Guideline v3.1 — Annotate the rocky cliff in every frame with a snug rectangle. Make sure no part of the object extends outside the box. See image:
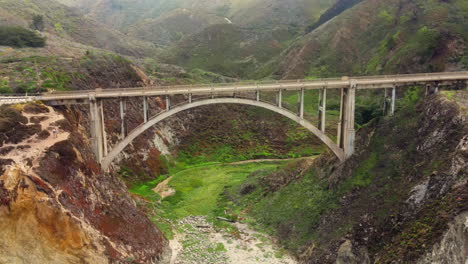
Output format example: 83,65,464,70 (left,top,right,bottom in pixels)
0,103,171,263
305,91,468,263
